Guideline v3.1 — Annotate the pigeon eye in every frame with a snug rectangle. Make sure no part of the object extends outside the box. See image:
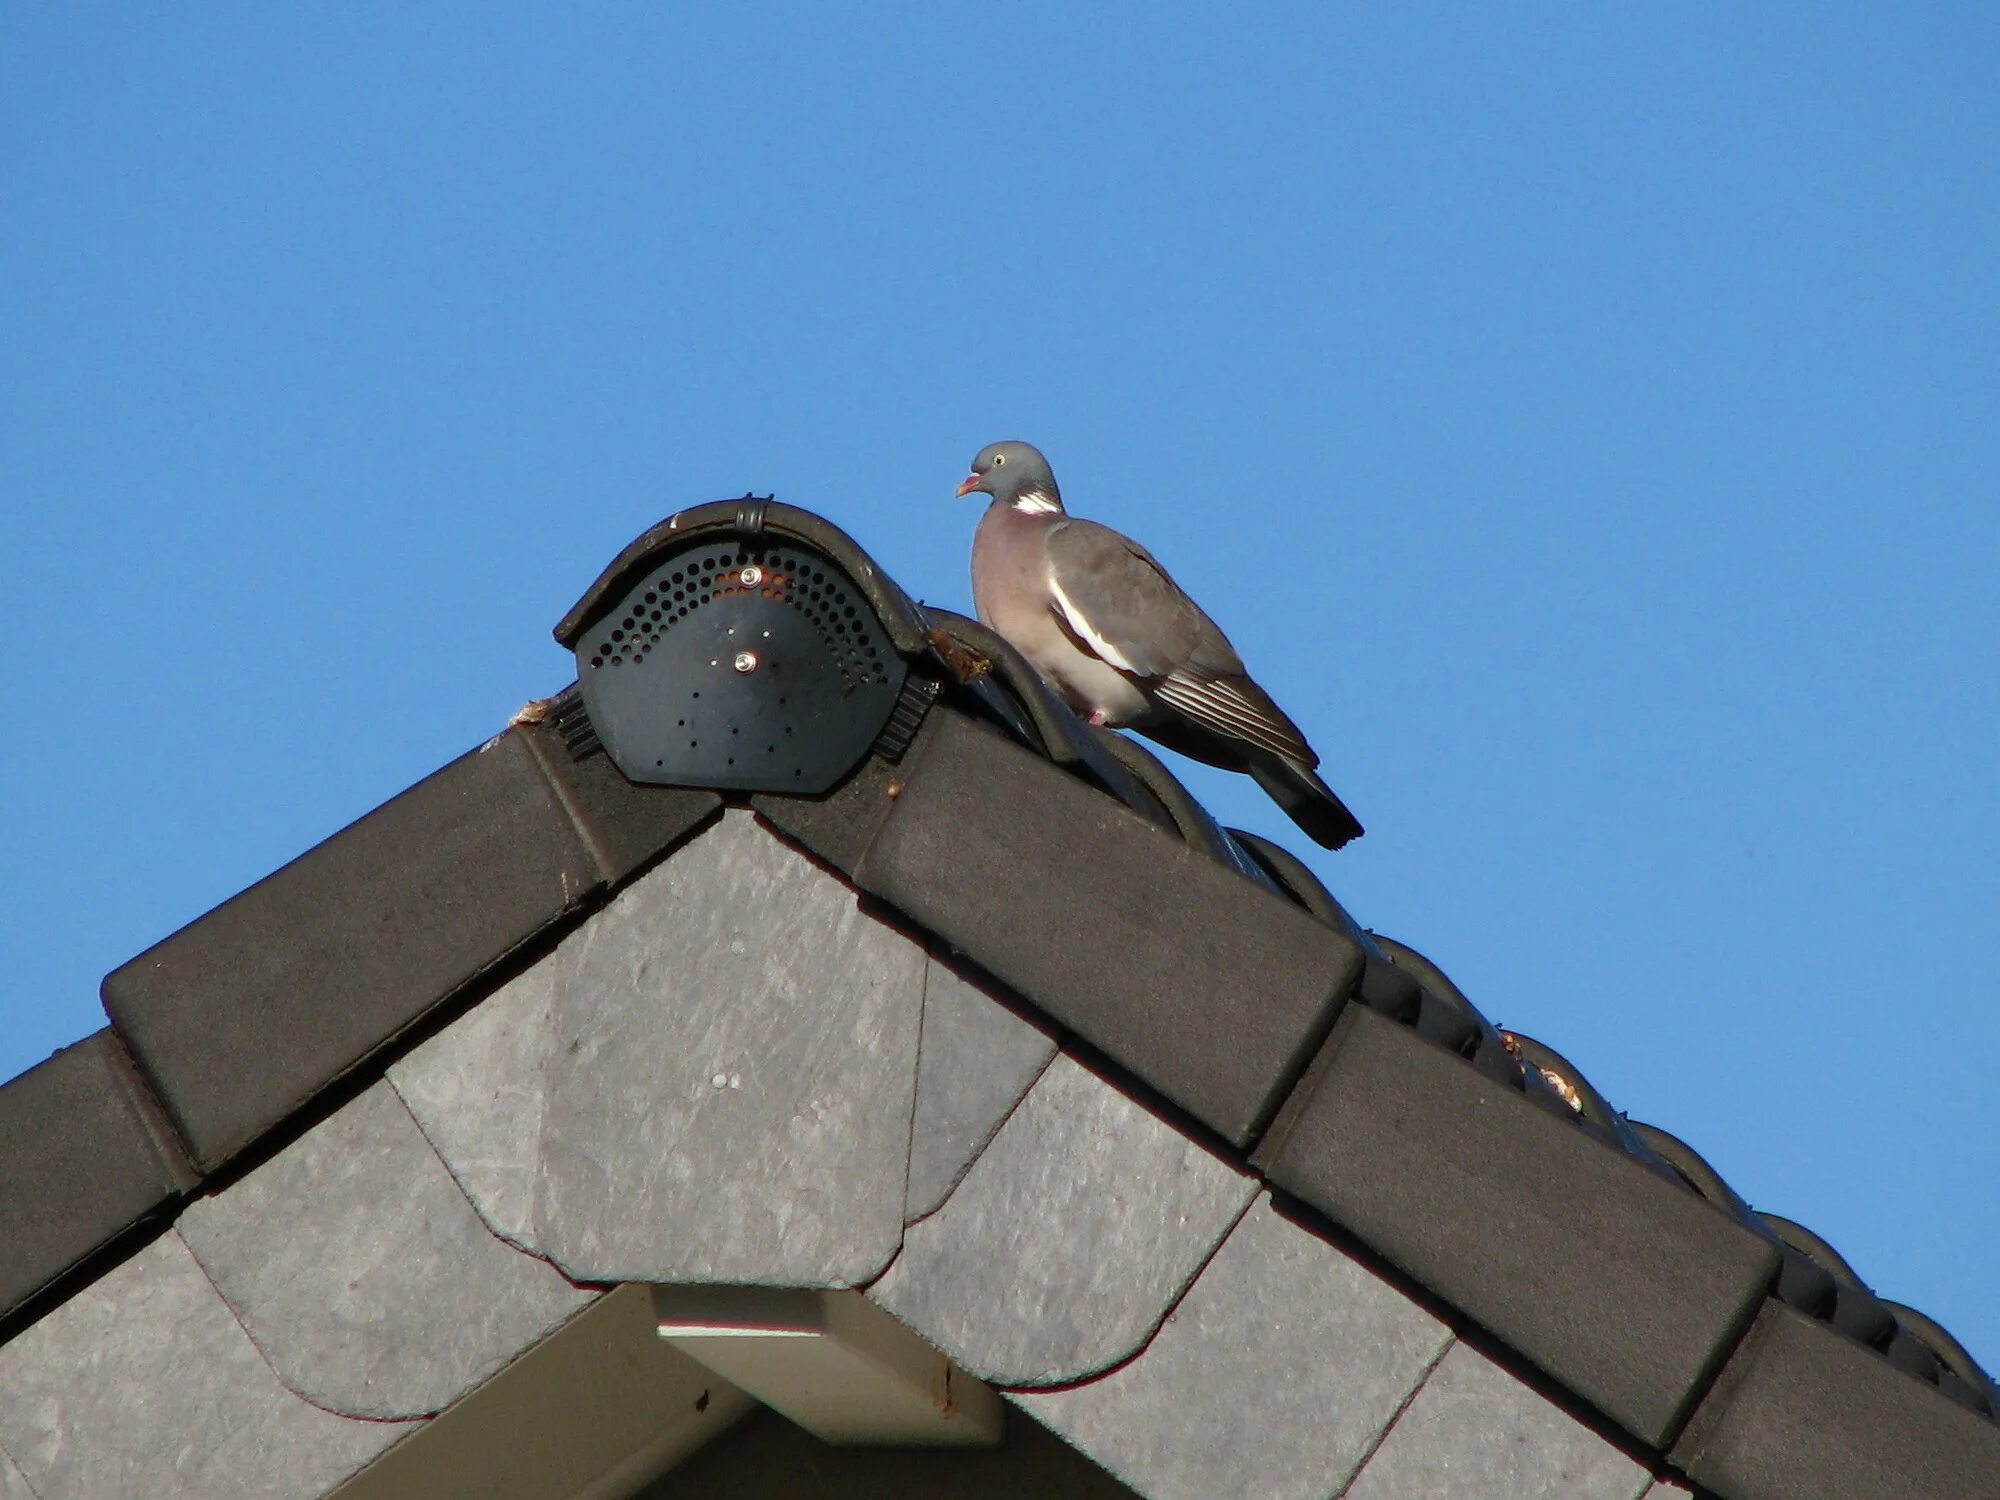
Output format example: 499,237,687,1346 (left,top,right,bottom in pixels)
993,454,1006,465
